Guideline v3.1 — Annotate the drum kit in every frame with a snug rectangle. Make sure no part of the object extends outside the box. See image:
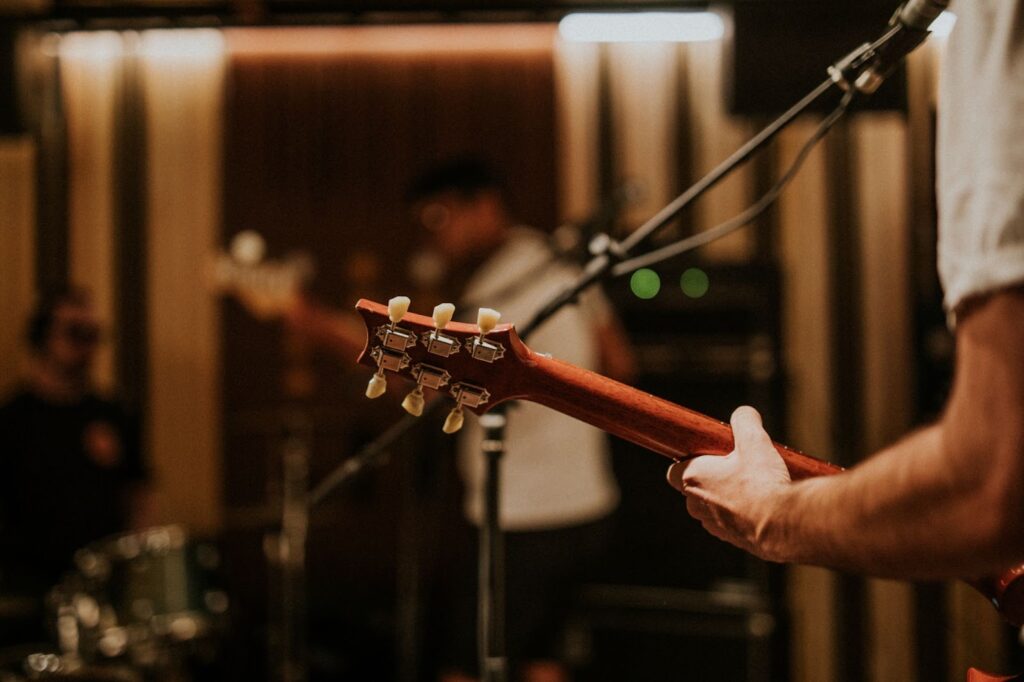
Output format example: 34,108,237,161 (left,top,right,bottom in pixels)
0,526,227,681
